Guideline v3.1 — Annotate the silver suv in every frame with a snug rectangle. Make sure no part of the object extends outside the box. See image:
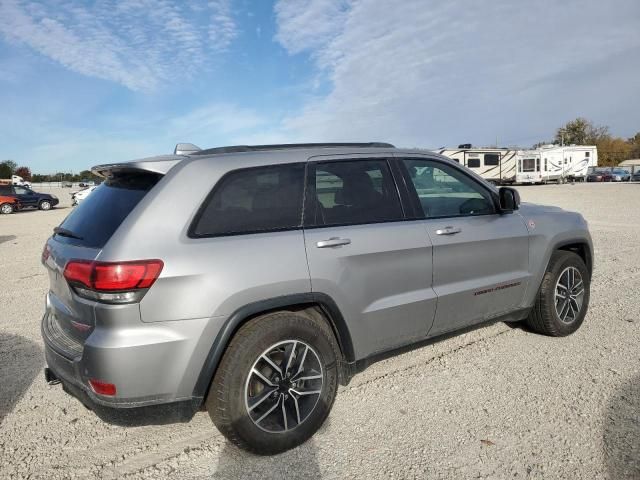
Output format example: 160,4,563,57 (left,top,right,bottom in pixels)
42,143,593,454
